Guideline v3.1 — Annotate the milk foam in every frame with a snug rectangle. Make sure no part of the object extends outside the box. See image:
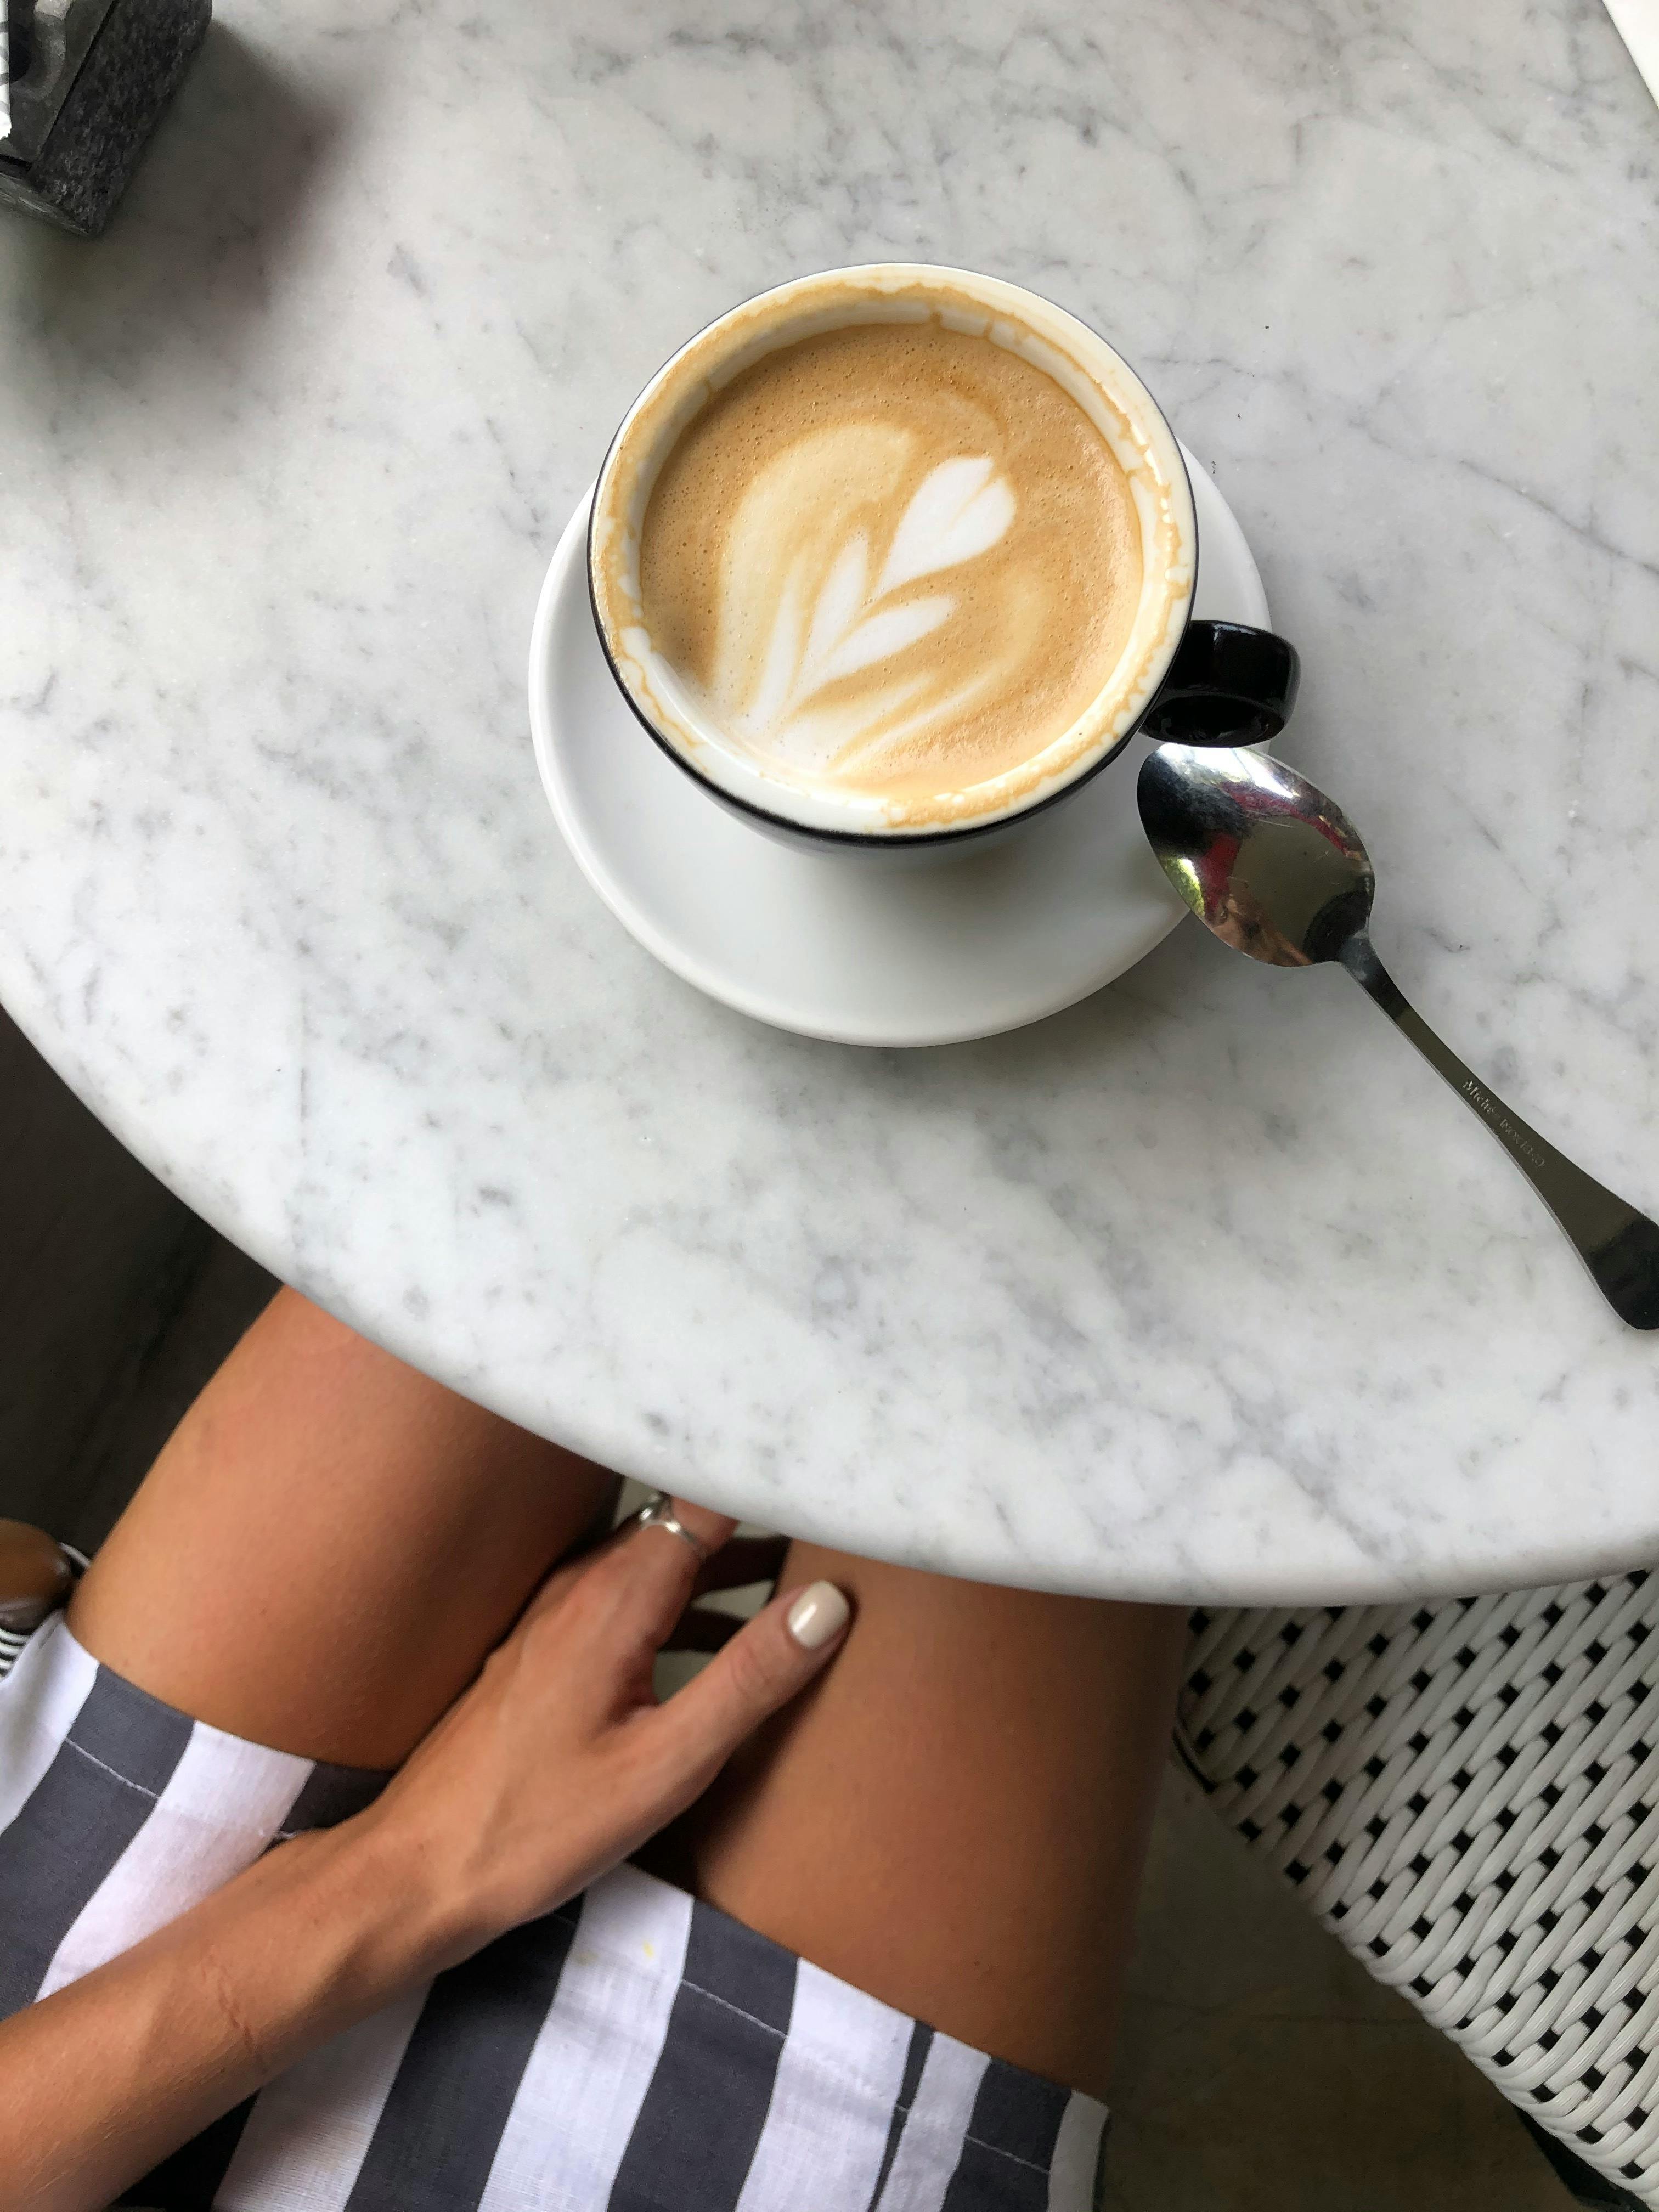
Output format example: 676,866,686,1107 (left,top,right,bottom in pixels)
634,319,1143,806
